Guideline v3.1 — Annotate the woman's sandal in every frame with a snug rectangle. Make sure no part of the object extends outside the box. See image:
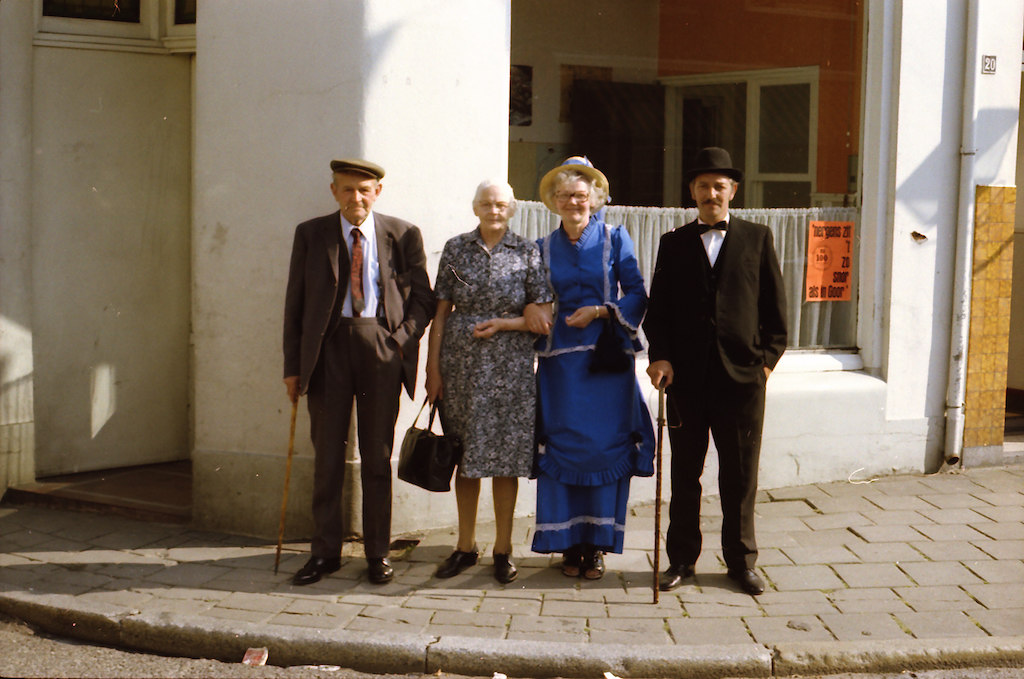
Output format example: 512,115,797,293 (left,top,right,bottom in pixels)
582,549,605,580
561,546,582,577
